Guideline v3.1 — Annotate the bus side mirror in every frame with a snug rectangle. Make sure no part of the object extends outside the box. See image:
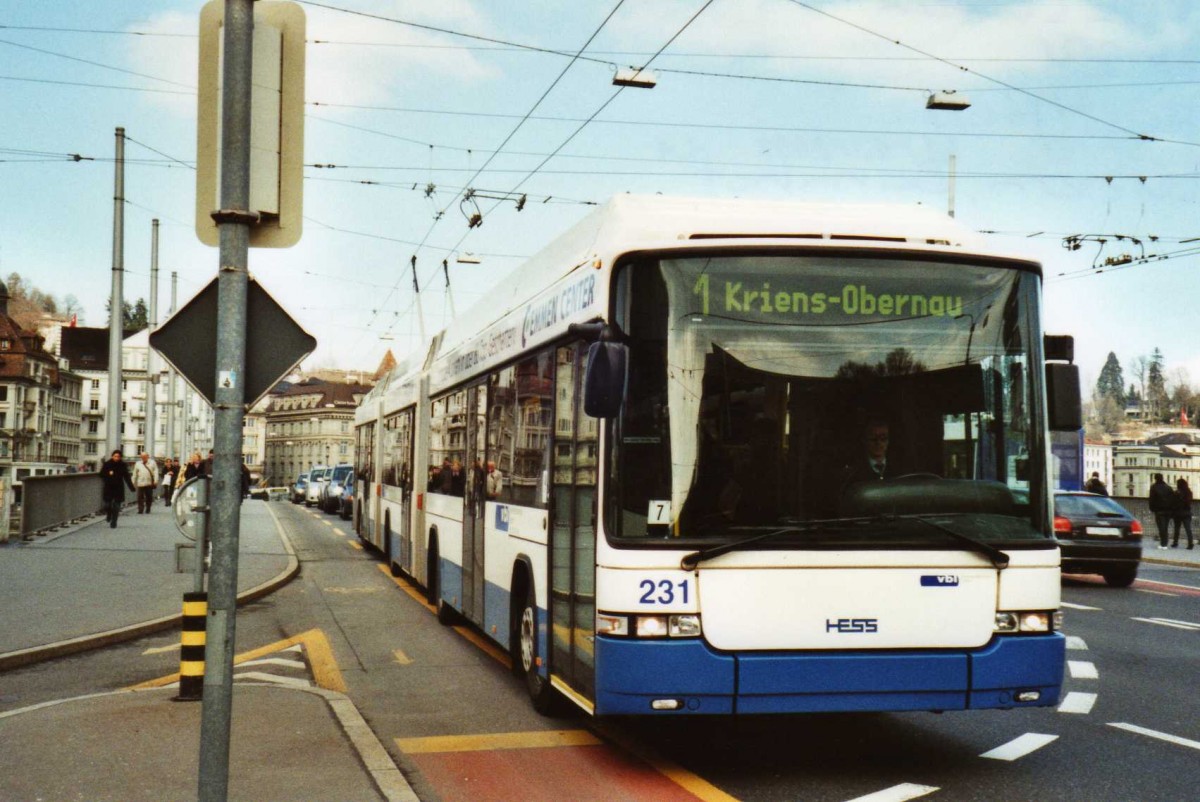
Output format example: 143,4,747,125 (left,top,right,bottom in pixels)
1046,363,1081,431
584,340,628,418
